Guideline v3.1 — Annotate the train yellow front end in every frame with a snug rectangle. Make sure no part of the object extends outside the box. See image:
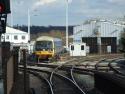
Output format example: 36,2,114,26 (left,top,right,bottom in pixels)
35,50,54,59
33,36,63,62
